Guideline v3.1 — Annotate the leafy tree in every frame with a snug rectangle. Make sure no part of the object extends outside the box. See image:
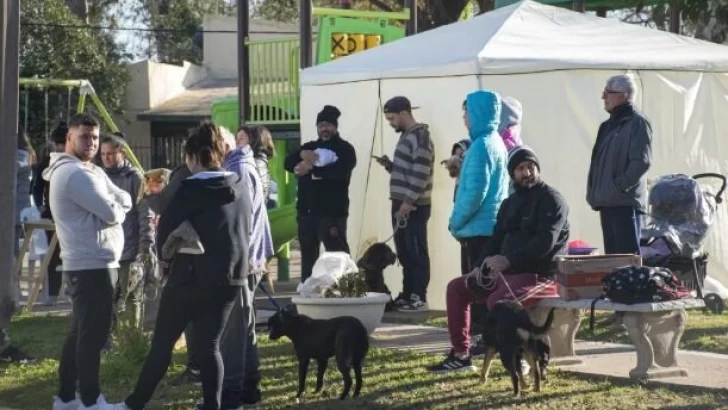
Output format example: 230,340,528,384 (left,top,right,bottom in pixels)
20,0,130,146
257,0,488,31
